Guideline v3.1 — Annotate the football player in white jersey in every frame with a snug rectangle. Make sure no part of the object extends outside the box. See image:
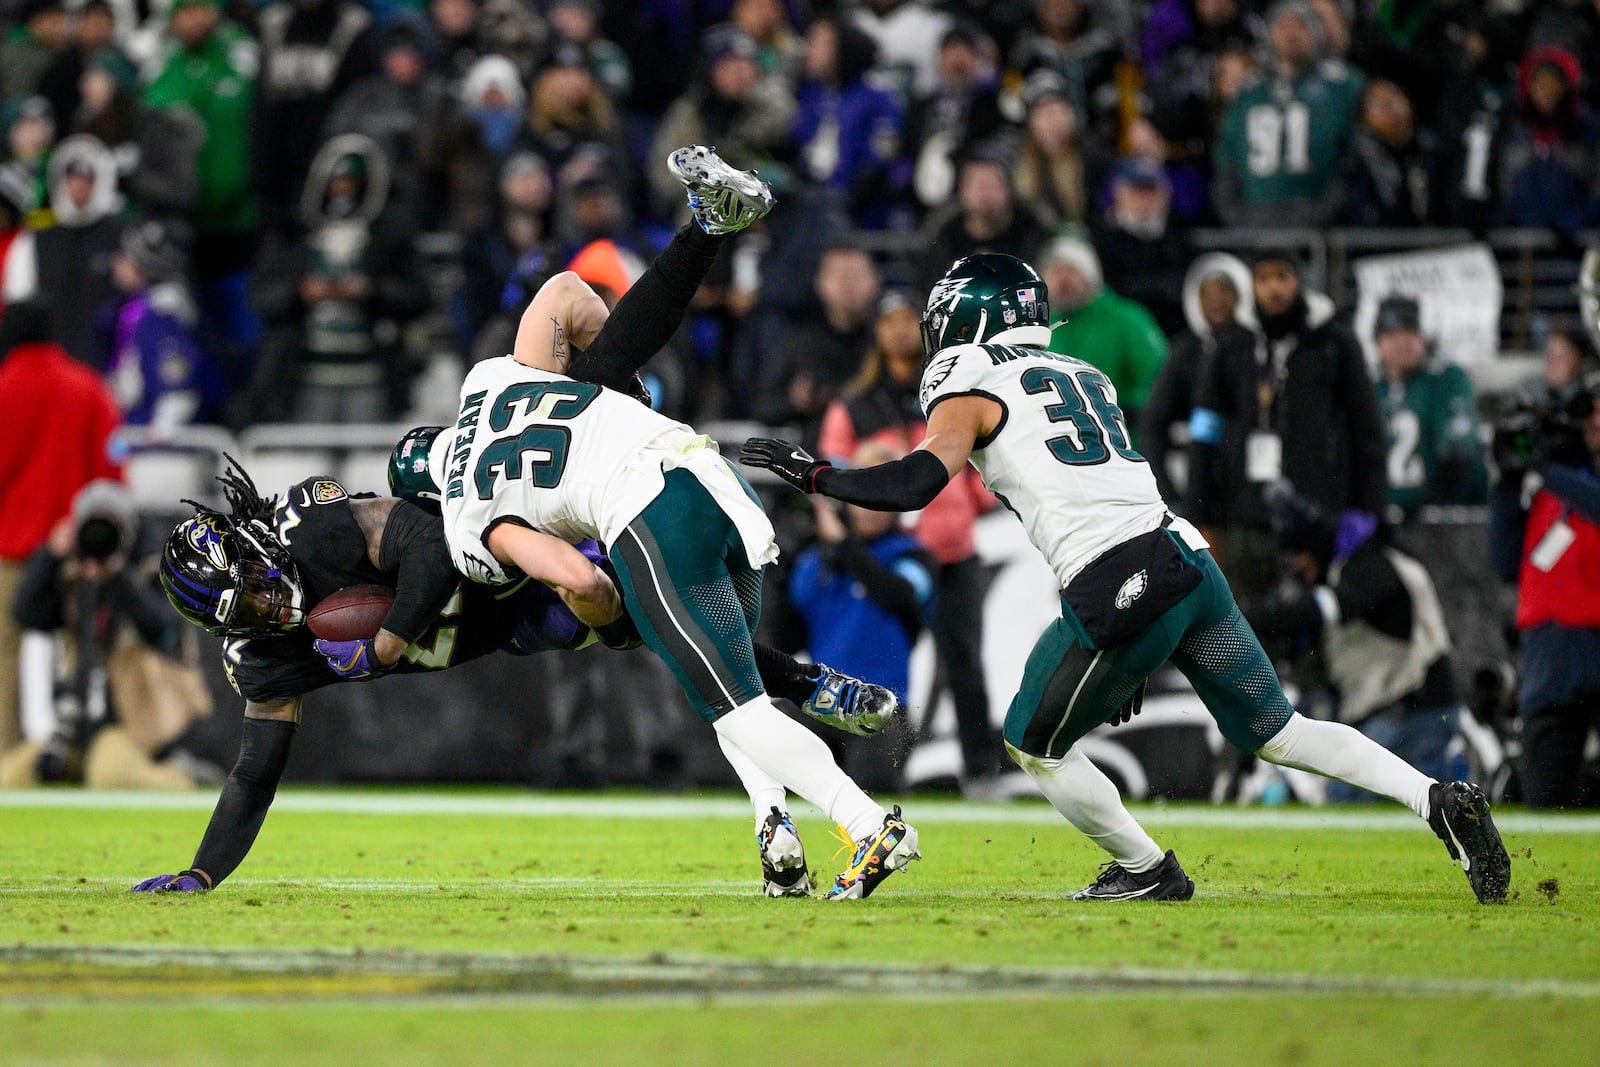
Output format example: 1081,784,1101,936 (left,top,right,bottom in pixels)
742,253,1511,905
435,148,921,901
